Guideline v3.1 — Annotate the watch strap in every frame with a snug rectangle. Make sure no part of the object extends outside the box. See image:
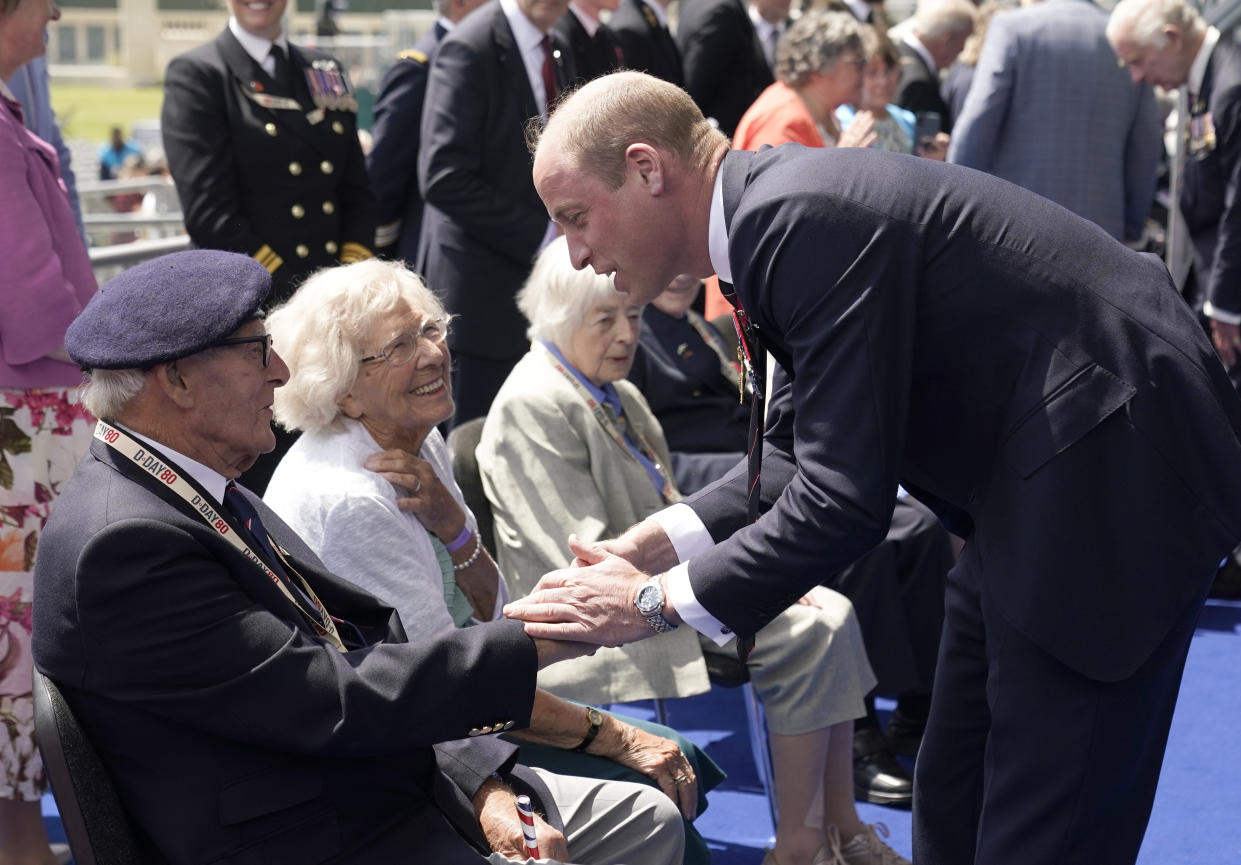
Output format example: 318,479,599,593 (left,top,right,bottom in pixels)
573,707,602,752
